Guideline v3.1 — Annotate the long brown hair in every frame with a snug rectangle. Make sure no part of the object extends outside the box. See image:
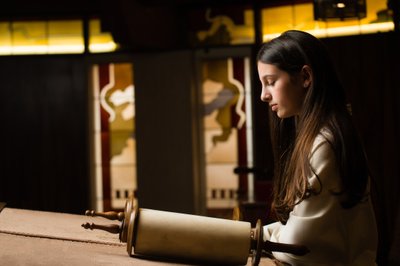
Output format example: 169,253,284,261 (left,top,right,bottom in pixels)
257,30,369,223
